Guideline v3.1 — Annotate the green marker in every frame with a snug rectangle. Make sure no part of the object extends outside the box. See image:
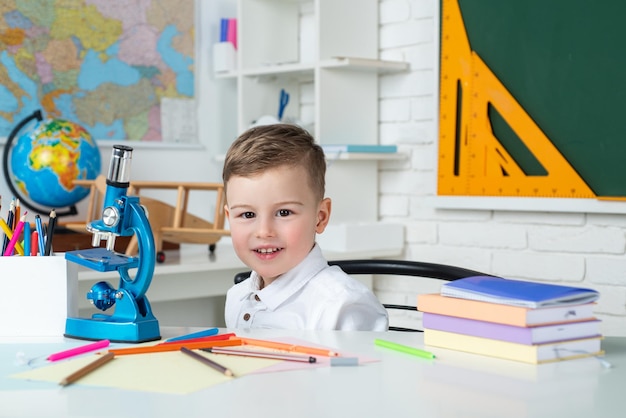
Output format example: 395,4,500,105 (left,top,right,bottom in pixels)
374,339,436,359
